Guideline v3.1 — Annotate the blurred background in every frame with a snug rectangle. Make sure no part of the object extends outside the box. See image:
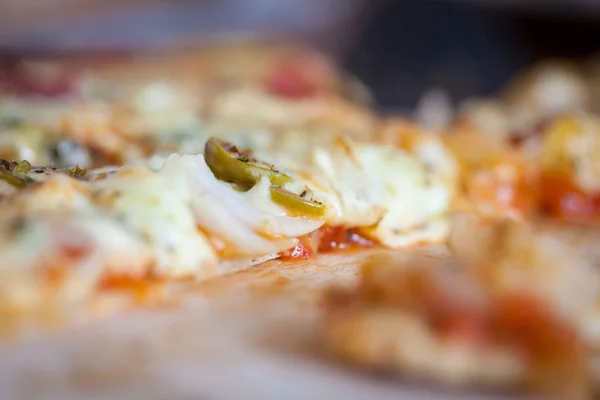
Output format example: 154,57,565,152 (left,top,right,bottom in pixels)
1,0,600,109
